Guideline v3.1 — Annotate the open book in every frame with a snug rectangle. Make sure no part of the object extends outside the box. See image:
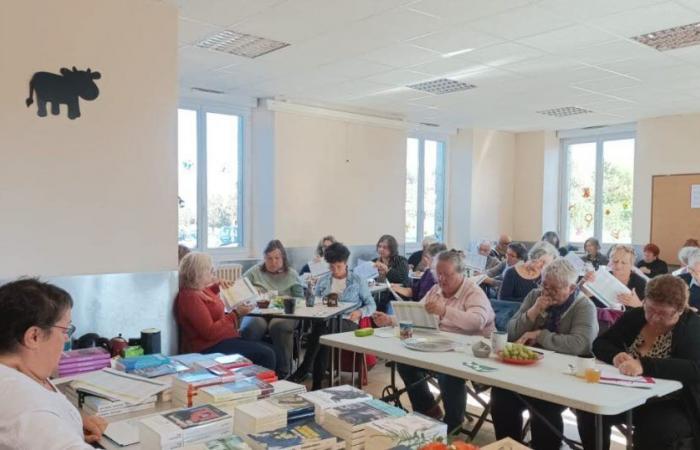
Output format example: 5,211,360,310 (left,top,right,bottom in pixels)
220,278,260,309
464,252,487,272
583,267,630,308
391,301,439,330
